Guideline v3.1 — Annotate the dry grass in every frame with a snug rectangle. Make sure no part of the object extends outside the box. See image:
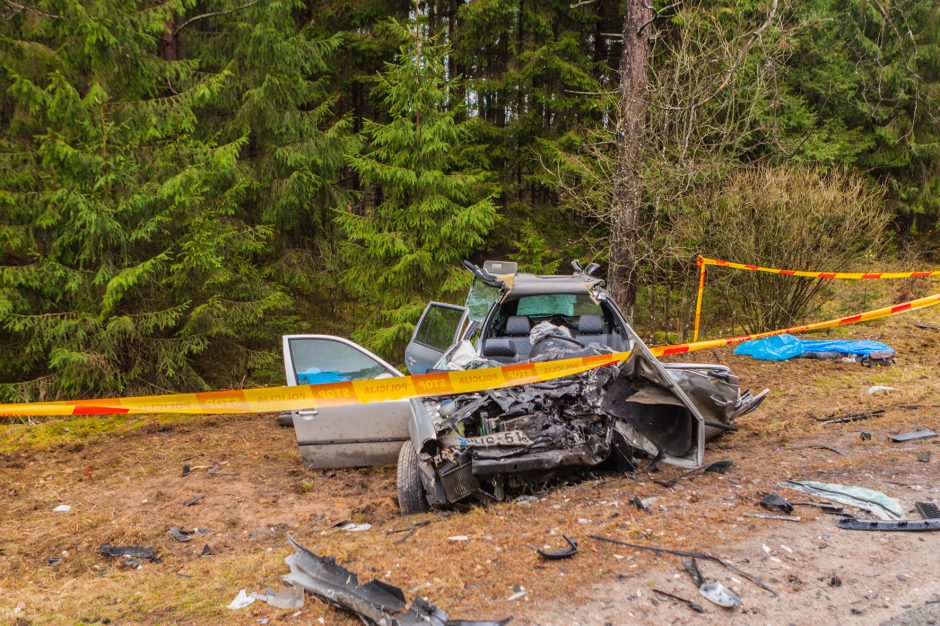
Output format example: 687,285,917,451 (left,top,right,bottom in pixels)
0,303,938,625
